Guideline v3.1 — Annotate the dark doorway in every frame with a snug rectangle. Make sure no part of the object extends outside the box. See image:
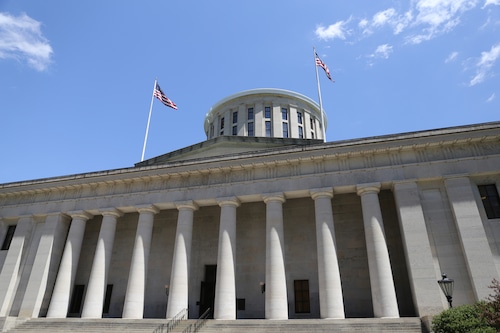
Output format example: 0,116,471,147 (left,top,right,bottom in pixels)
68,284,85,317
199,265,216,318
